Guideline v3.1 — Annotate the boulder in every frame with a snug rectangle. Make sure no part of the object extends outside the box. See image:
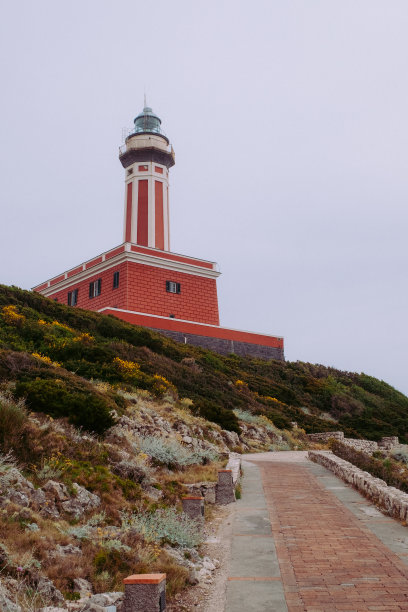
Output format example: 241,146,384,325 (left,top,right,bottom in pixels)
61,484,100,518
0,580,21,612
35,576,64,604
42,481,69,502
73,578,93,598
